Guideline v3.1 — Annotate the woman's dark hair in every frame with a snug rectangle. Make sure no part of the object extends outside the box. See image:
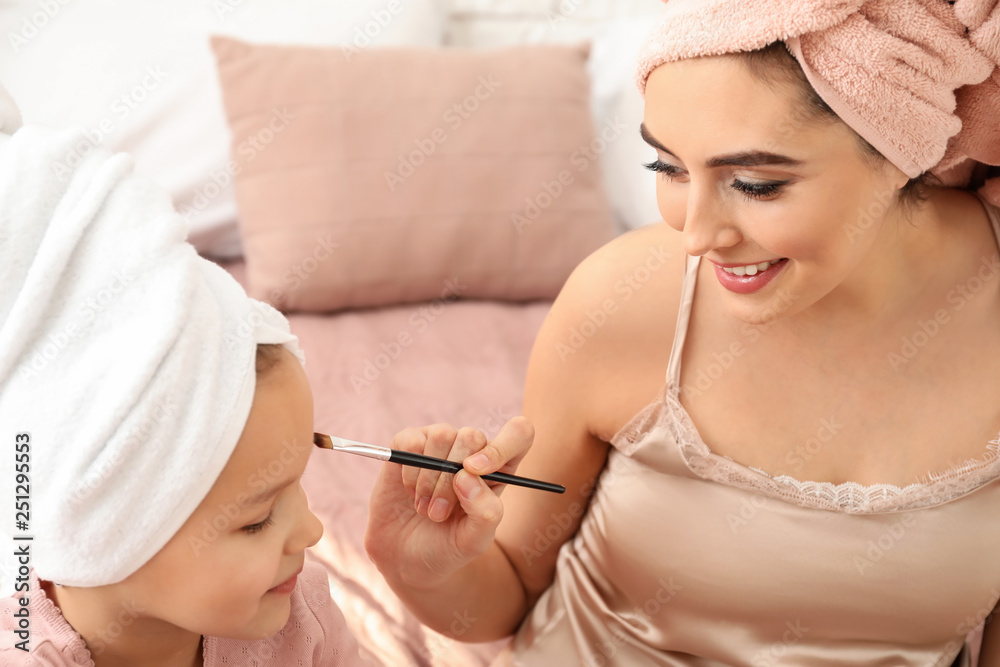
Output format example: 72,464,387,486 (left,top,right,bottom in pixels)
739,41,931,208
255,343,286,376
